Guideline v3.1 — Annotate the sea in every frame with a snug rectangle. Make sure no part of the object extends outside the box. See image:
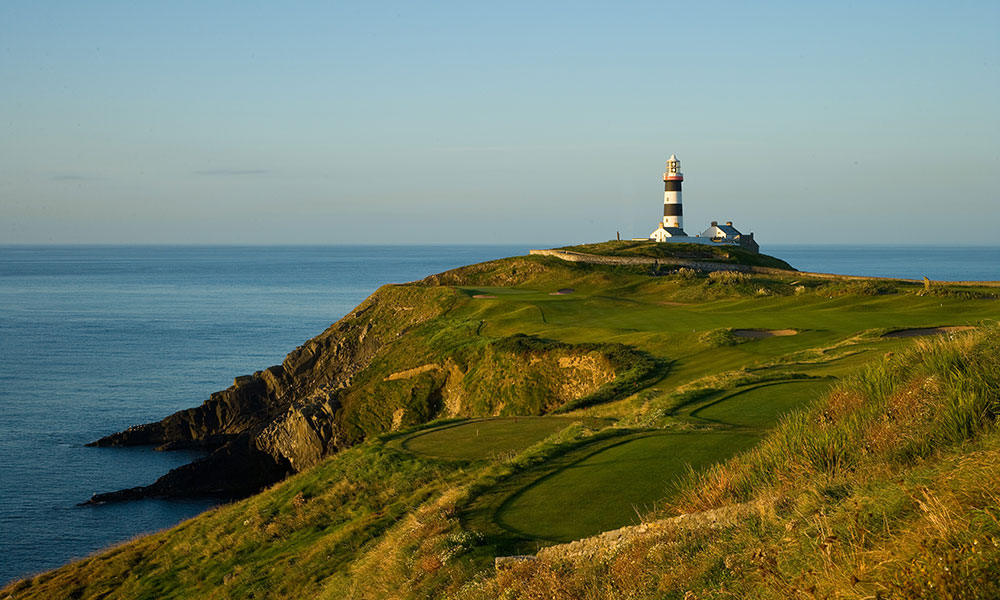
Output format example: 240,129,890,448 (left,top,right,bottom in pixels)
1,243,998,585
